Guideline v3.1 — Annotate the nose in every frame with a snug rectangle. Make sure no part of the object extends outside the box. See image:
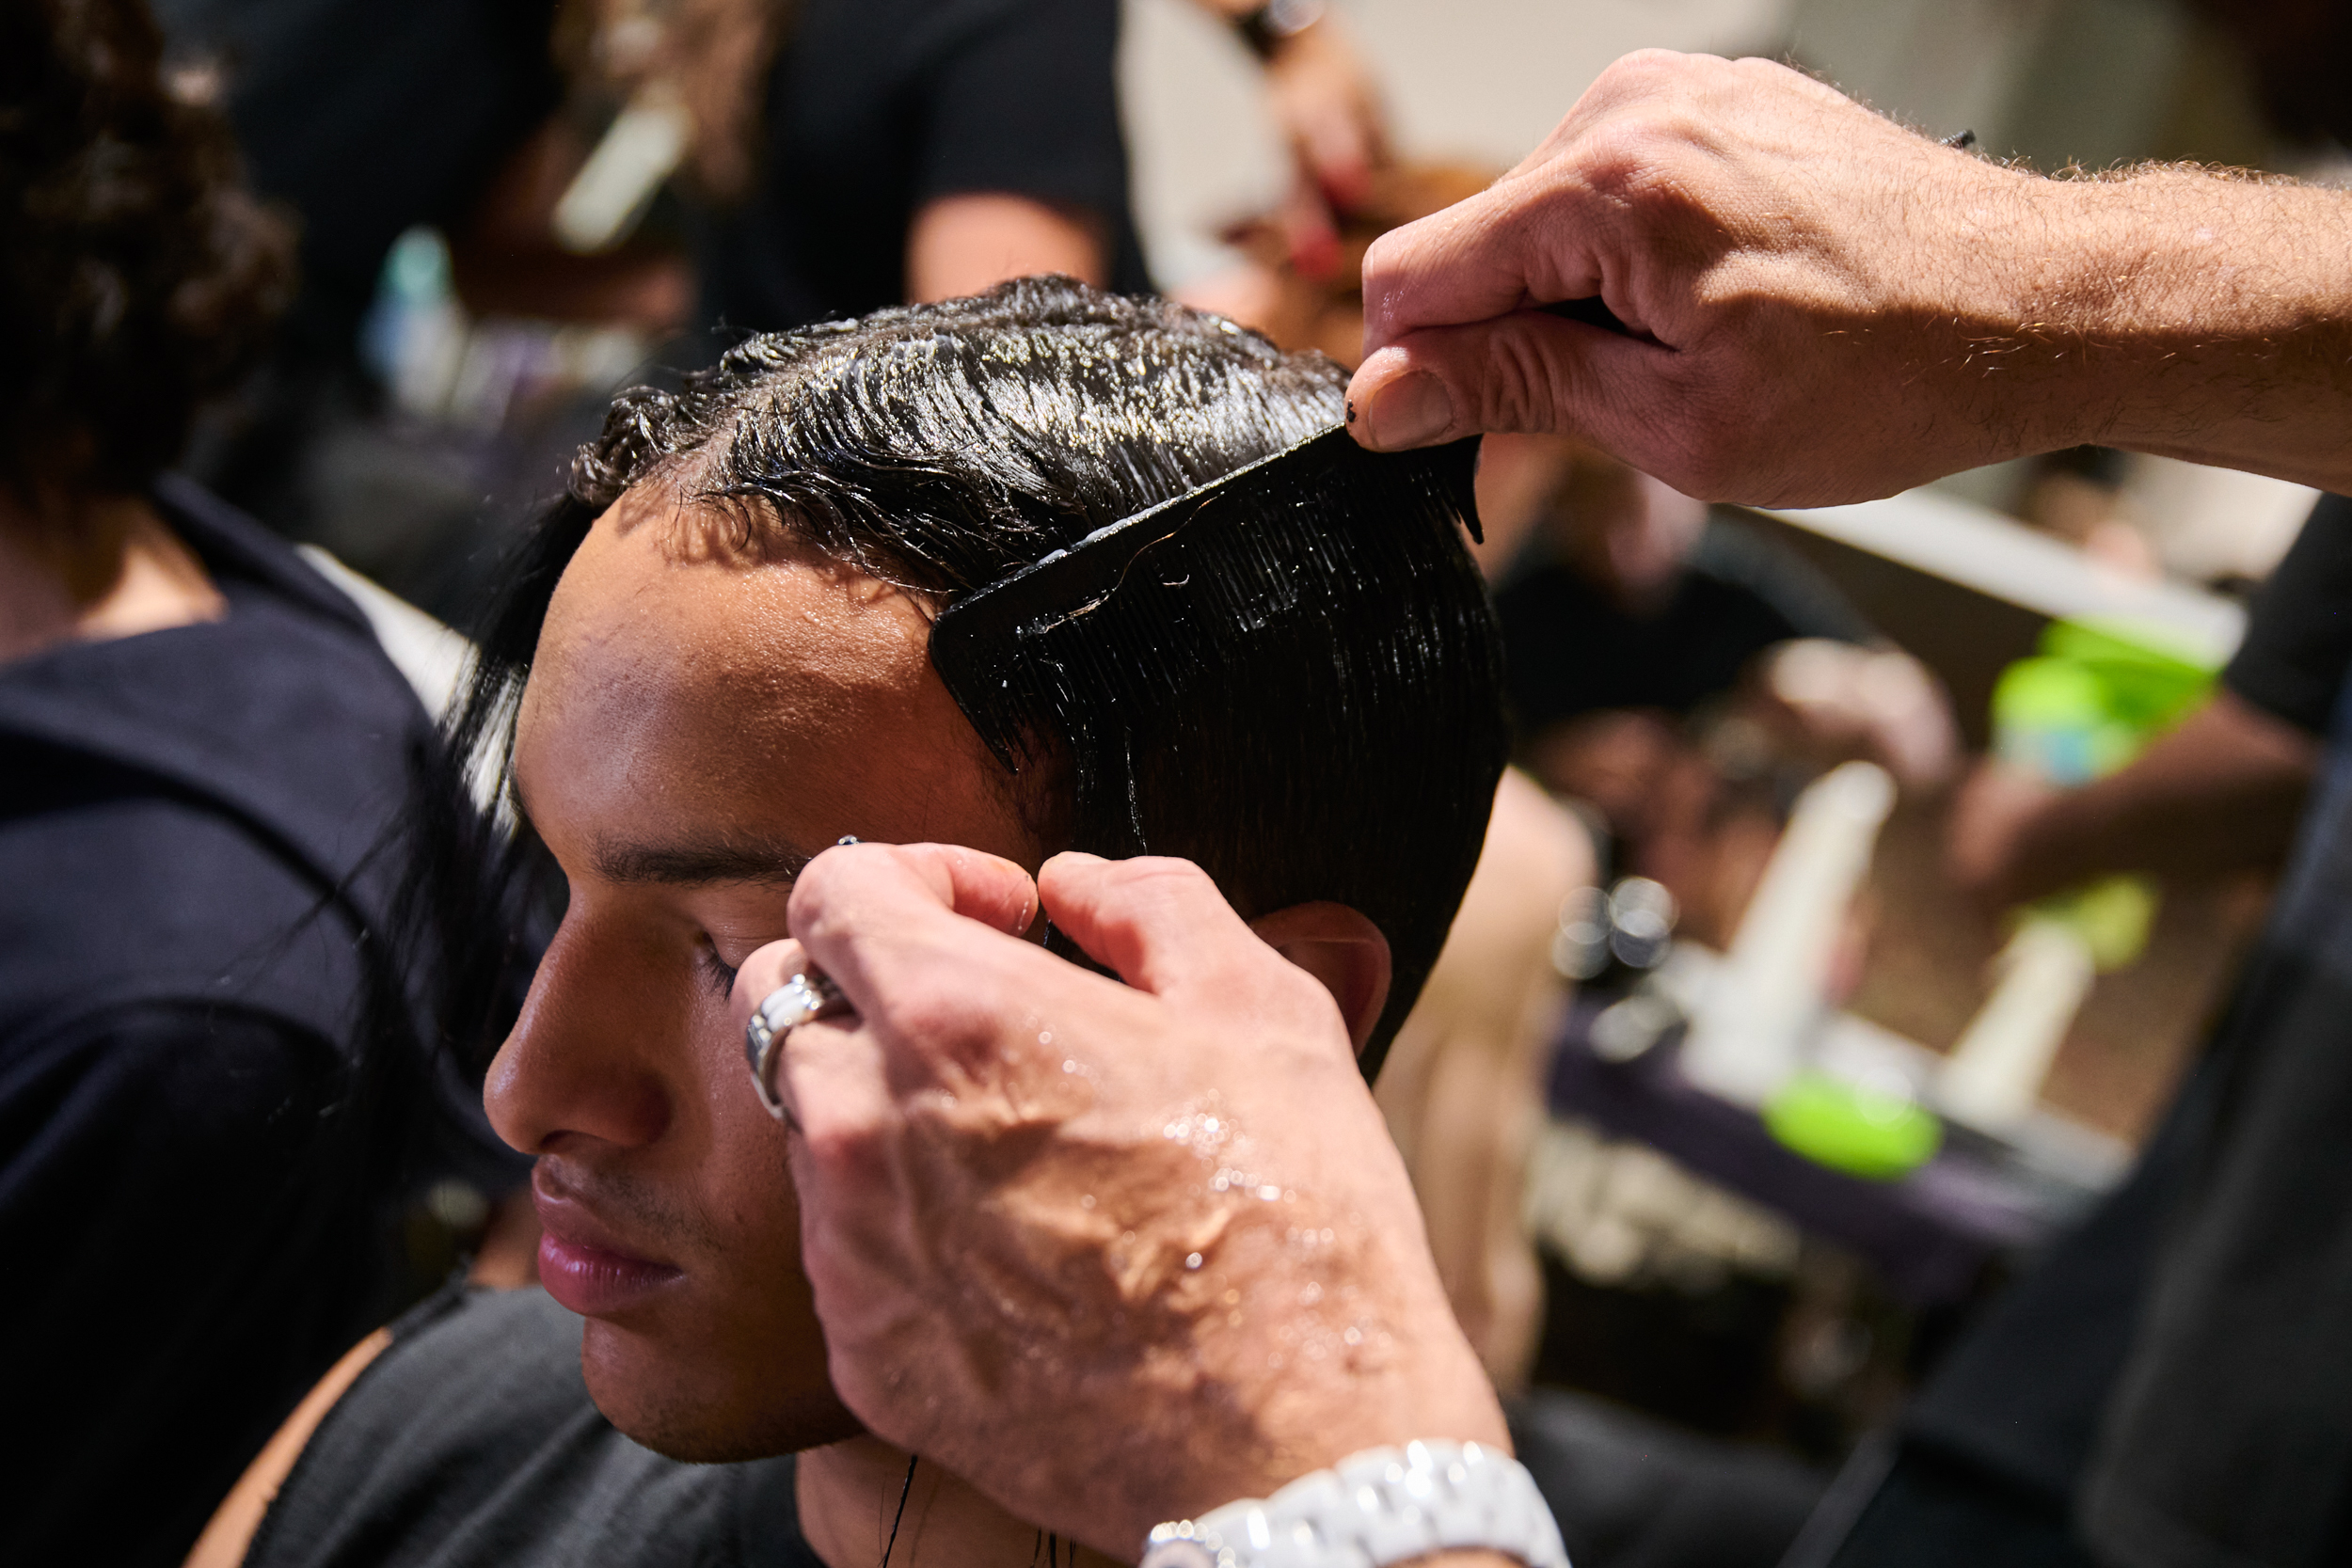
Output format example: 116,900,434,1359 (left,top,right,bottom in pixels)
486,906,675,1155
